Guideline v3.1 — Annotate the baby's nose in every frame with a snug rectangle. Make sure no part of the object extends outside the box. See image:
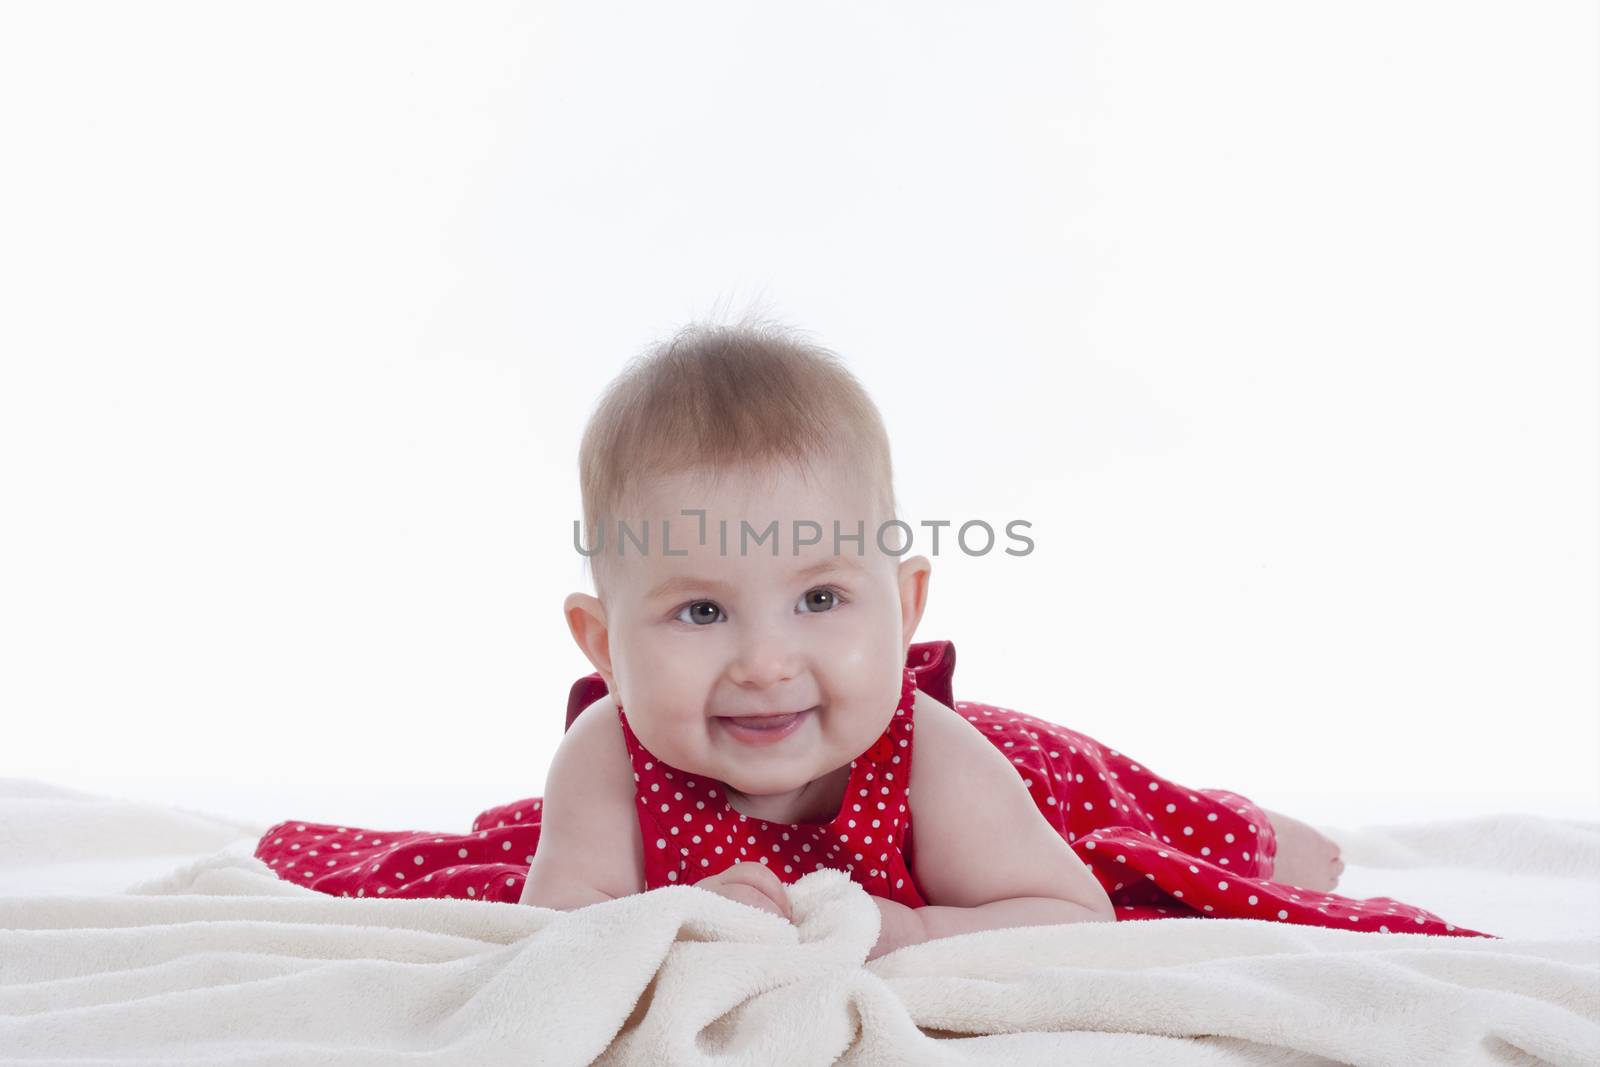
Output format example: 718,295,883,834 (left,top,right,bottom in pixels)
728,645,800,688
